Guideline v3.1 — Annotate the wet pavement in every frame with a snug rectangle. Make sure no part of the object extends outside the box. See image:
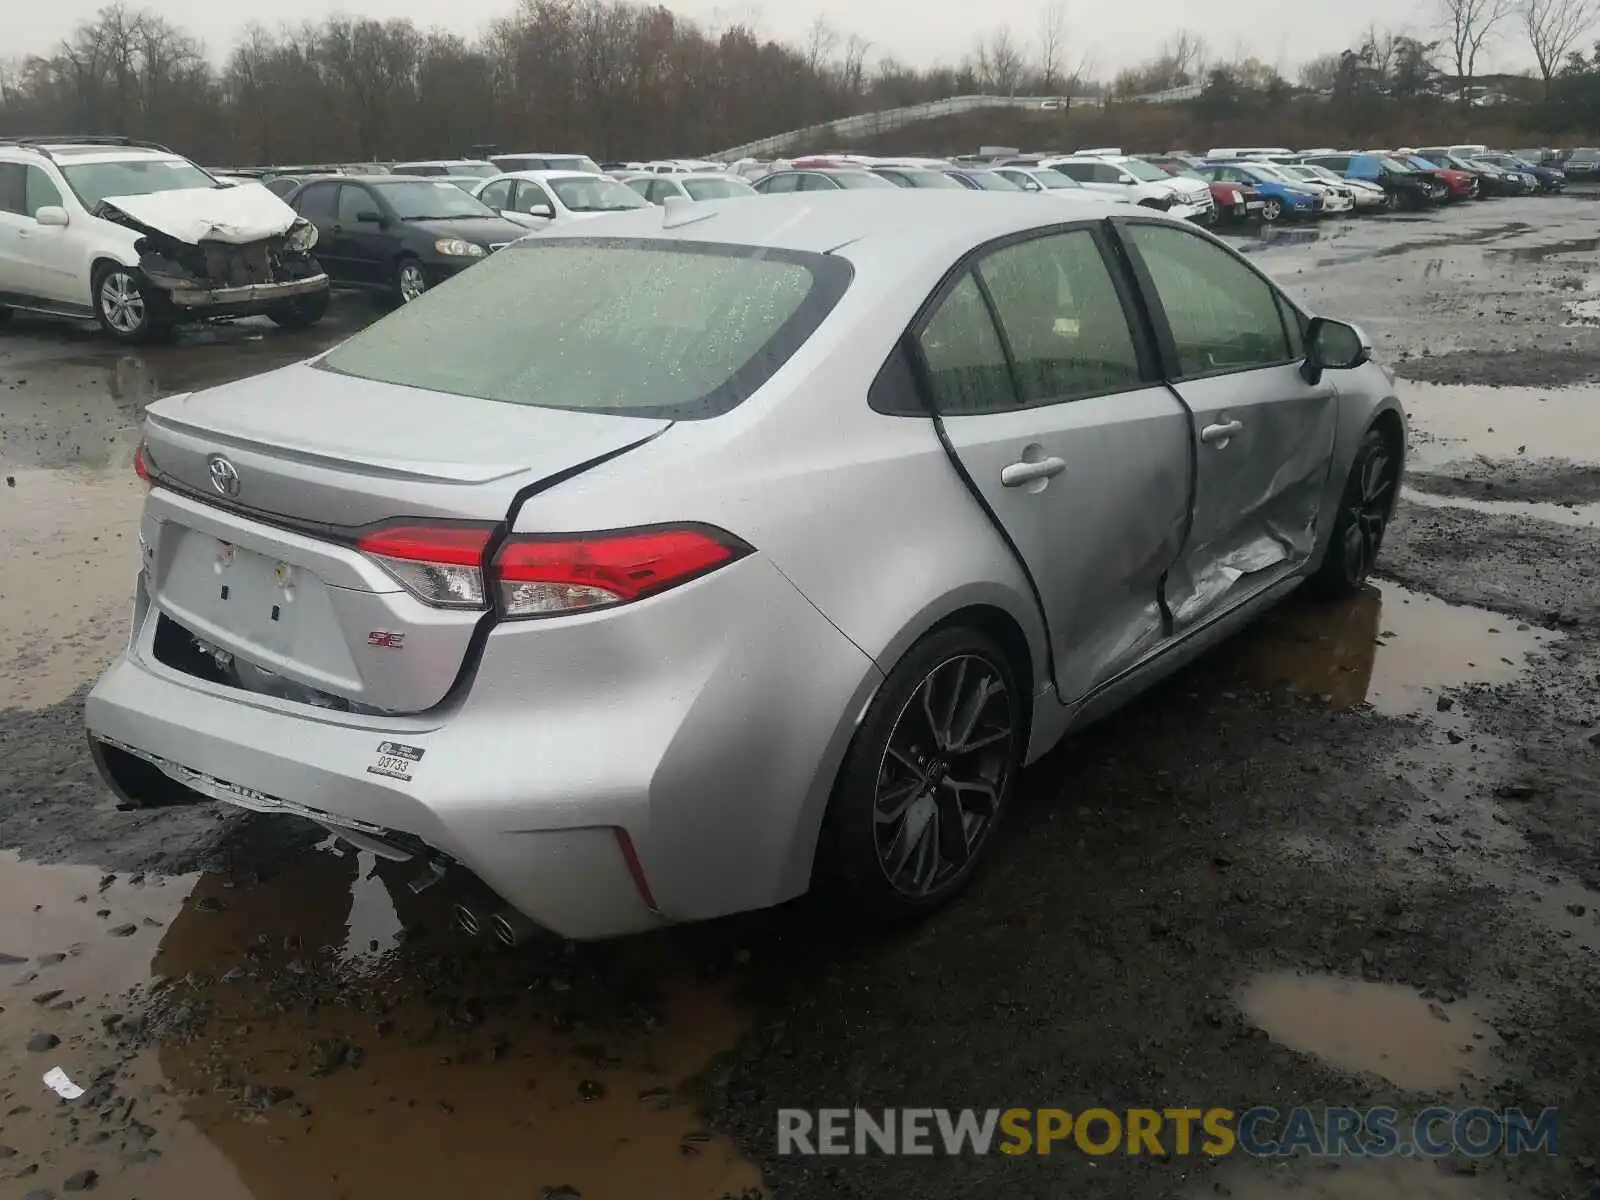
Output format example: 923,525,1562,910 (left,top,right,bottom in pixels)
4,197,1600,1200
